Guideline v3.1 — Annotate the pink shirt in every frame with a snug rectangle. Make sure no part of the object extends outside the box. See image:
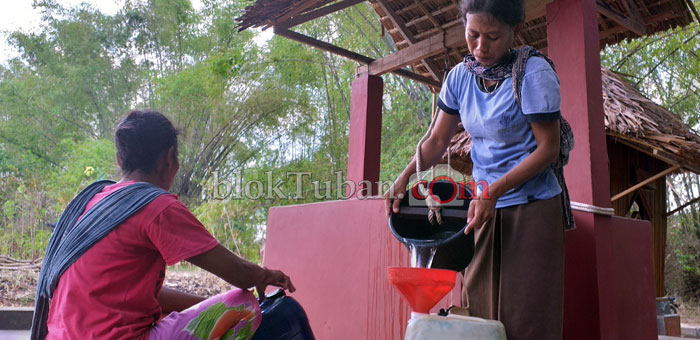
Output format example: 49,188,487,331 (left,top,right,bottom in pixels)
46,181,219,340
